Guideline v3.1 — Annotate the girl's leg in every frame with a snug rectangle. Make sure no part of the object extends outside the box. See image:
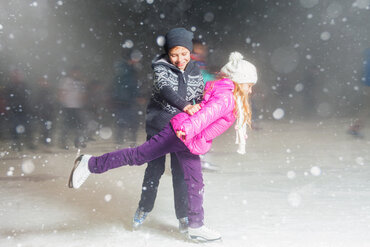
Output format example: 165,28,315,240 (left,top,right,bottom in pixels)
88,124,187,174
175,150,204,228
175,151,222,241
